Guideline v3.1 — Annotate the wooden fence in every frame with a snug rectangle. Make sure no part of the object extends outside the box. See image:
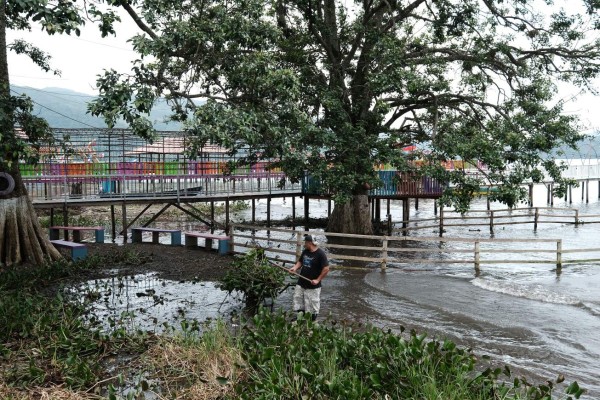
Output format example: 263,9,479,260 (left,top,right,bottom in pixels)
388,206,600,236
230,224,600,274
